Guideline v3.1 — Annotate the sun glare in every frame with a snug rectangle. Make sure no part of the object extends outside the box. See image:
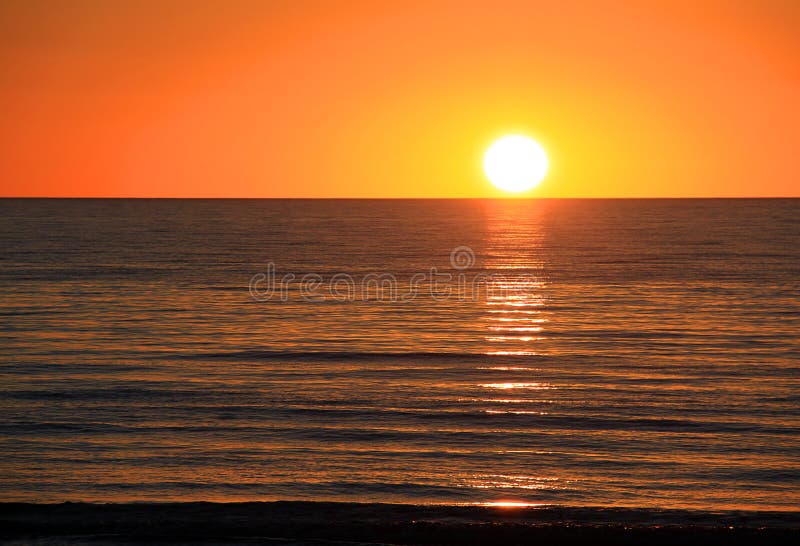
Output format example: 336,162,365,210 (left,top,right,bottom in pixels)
483,135,548,193
483,501,542,508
